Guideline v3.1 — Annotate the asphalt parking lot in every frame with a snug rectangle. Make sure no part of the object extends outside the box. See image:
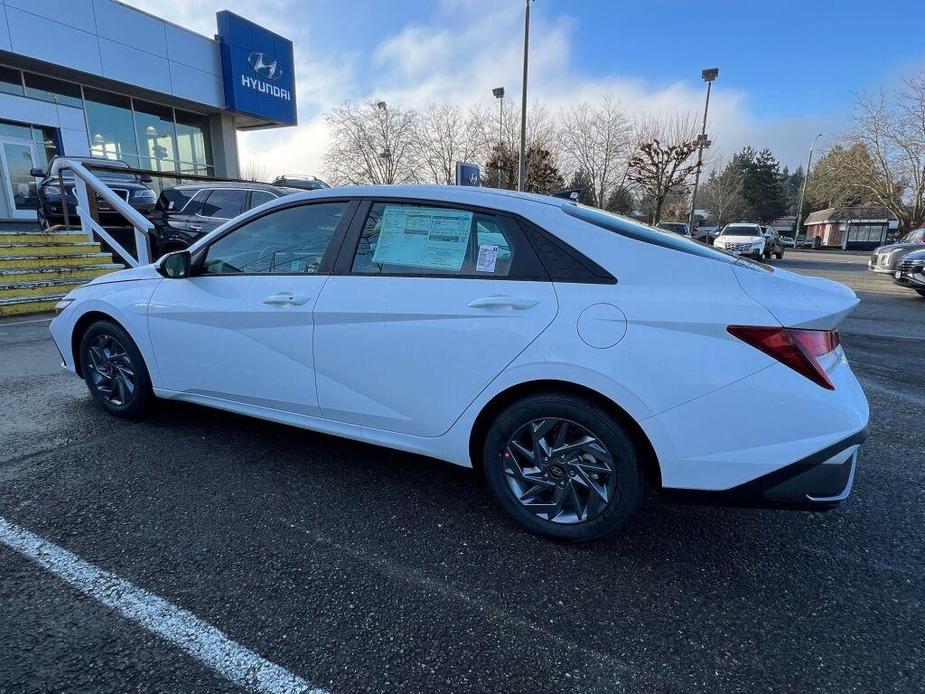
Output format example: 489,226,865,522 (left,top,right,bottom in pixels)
0,249,922,693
